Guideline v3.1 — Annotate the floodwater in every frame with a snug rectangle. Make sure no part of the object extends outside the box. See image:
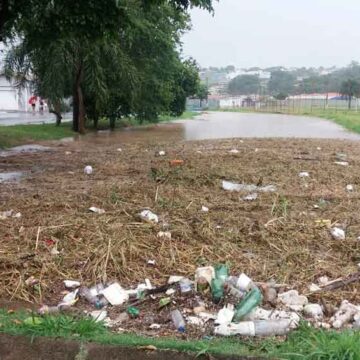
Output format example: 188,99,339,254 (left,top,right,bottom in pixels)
0,144,51,157
0,171,24,183
175,112,360,141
